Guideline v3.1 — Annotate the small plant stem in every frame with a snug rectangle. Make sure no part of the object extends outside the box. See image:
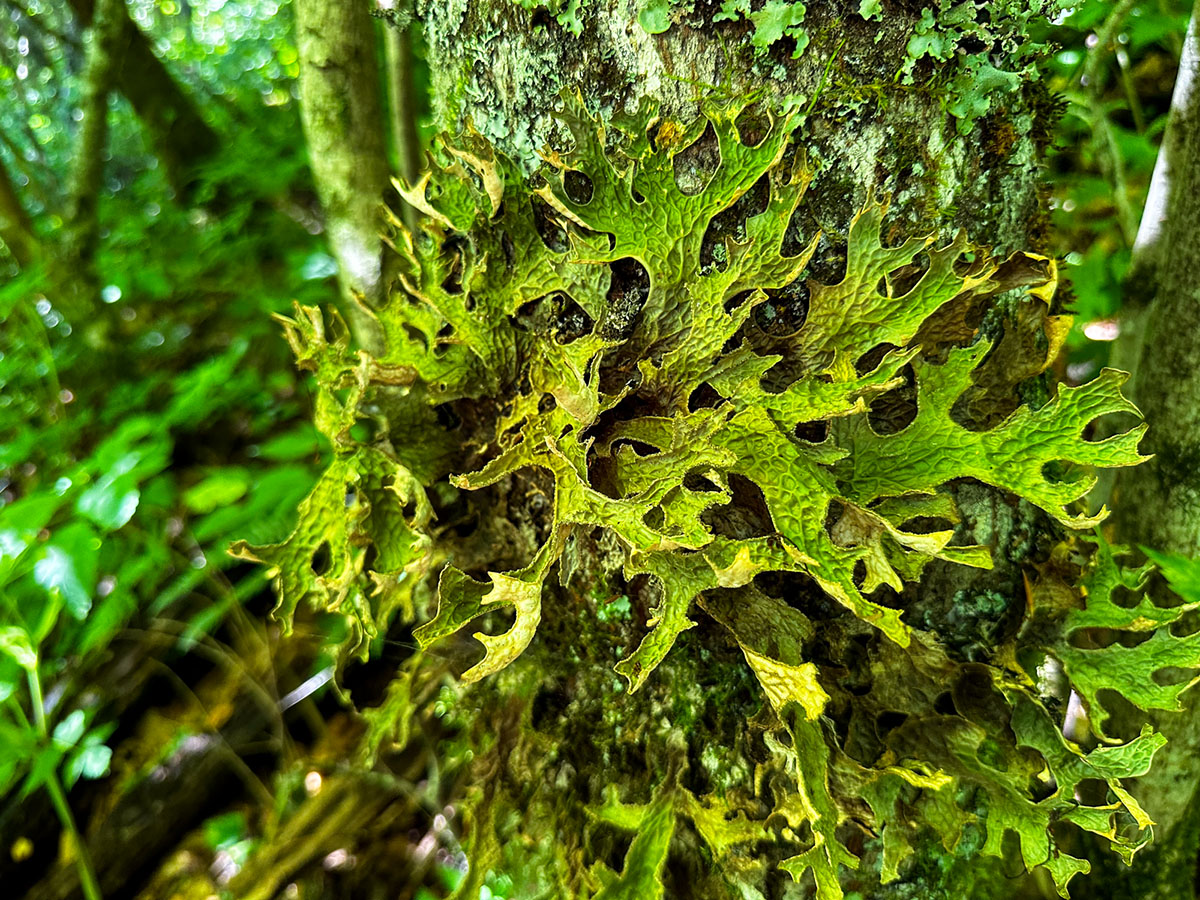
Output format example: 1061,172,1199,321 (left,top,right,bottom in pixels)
26,667,46,735
42,770,104,900
27,668,104,900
